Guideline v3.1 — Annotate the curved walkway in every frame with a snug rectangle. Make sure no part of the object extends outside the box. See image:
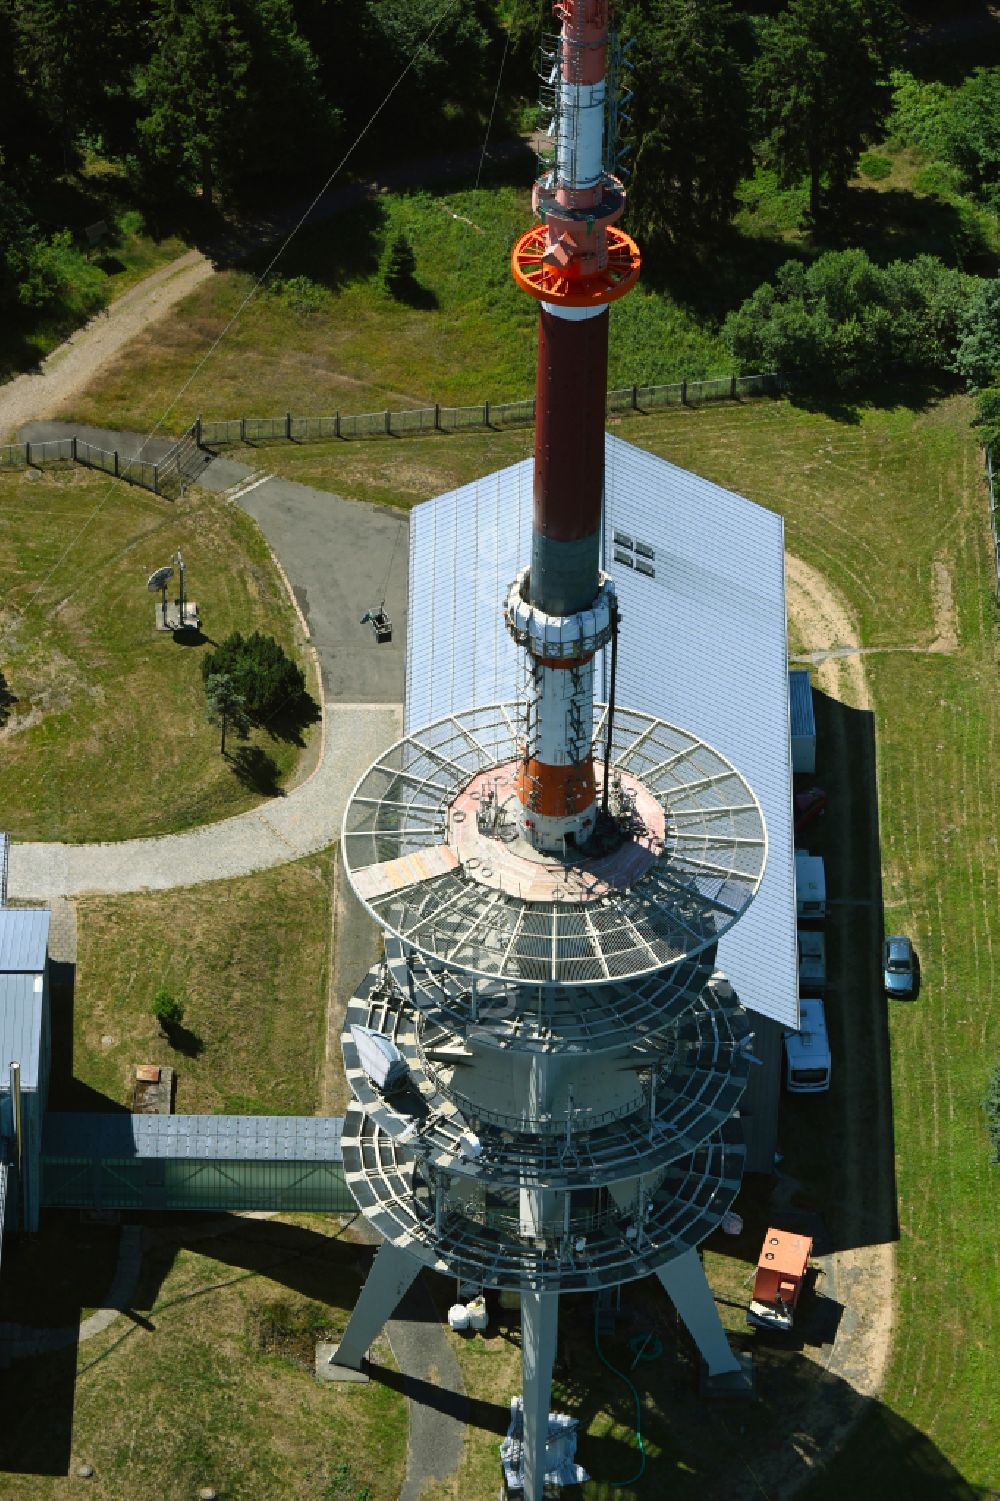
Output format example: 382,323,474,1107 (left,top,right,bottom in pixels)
7,701,400,901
